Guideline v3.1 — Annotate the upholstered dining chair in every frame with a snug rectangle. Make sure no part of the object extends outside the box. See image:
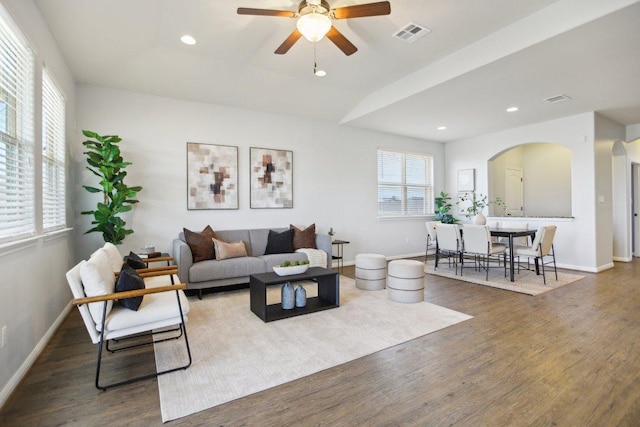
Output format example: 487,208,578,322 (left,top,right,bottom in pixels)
461,225,507,280
425,221,438,262
512,225,558,284
435,223,462,274
66,249,192,390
